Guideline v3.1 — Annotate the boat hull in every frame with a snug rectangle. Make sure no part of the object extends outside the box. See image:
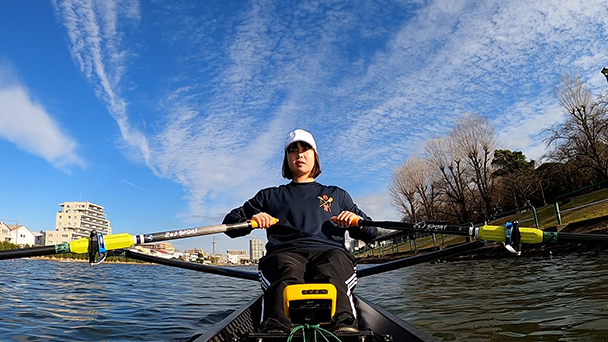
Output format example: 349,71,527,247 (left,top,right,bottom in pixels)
190,294,438,342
